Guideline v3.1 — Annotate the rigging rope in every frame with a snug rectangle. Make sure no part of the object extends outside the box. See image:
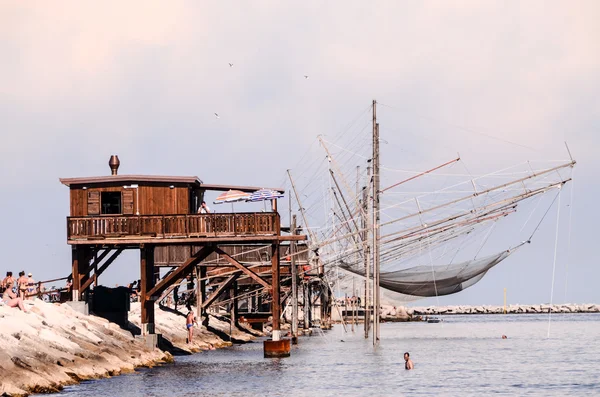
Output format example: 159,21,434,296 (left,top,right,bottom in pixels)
547,186,562,338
